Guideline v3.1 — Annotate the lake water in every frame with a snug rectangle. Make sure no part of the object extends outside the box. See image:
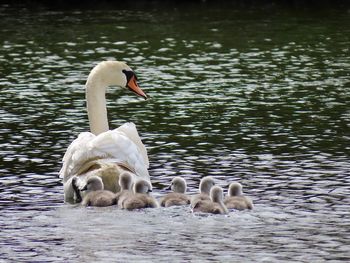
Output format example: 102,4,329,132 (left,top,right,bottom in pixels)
0,1,350,262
